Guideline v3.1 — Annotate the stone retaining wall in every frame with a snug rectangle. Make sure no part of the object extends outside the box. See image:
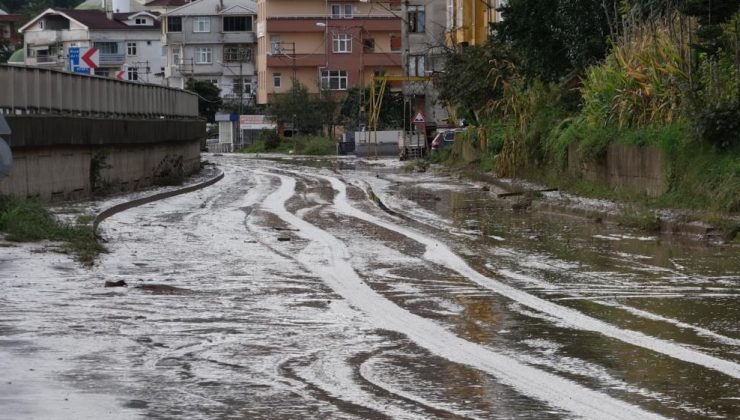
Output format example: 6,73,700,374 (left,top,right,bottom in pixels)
568,143,667,196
